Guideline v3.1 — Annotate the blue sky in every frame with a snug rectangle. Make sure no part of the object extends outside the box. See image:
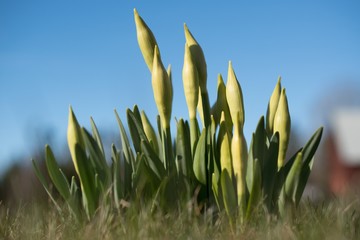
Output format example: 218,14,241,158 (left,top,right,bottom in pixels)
1,1,360,171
